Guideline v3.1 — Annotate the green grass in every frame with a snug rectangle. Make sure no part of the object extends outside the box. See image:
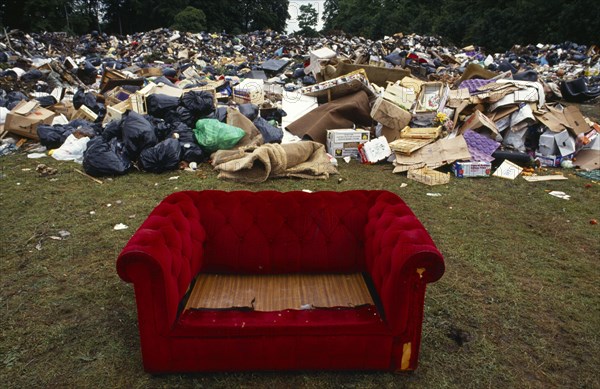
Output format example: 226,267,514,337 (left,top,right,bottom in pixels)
1,153,599,388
